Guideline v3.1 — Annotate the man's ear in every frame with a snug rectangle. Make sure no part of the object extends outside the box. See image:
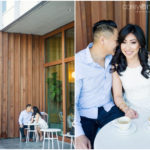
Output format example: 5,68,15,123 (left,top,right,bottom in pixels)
98,36,105,45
